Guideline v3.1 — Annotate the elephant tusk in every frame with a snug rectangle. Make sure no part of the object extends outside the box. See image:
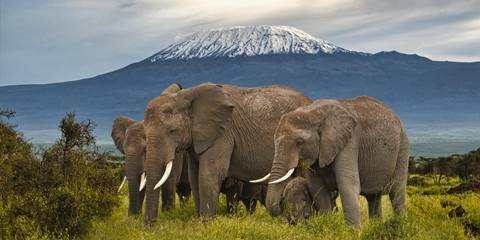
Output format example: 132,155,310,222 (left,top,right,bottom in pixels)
249,173,271,183
269,168,294,185
139,172,147,191
154,161,173,190
118,176,127,192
